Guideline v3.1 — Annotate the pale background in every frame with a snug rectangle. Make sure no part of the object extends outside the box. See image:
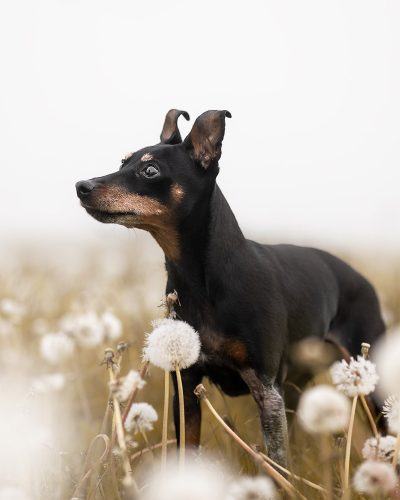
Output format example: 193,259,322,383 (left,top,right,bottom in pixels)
1,0,399,253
